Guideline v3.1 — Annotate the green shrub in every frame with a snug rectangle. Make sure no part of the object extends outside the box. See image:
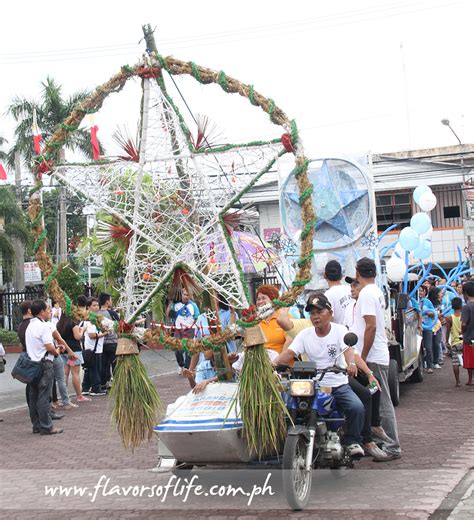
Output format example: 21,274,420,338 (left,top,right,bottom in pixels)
0,328,20,344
